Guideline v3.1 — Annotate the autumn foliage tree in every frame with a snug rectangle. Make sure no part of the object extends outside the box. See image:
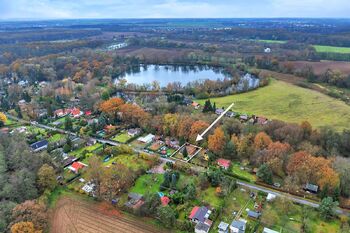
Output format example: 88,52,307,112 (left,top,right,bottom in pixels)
118,103,150,127
263,142,291,177
208,127,226,155
11,221,42,233
254,132,272,150
287,151,339,191
0,112,7,126
189,120,209,143
11,200,48,231
99,97,124,119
